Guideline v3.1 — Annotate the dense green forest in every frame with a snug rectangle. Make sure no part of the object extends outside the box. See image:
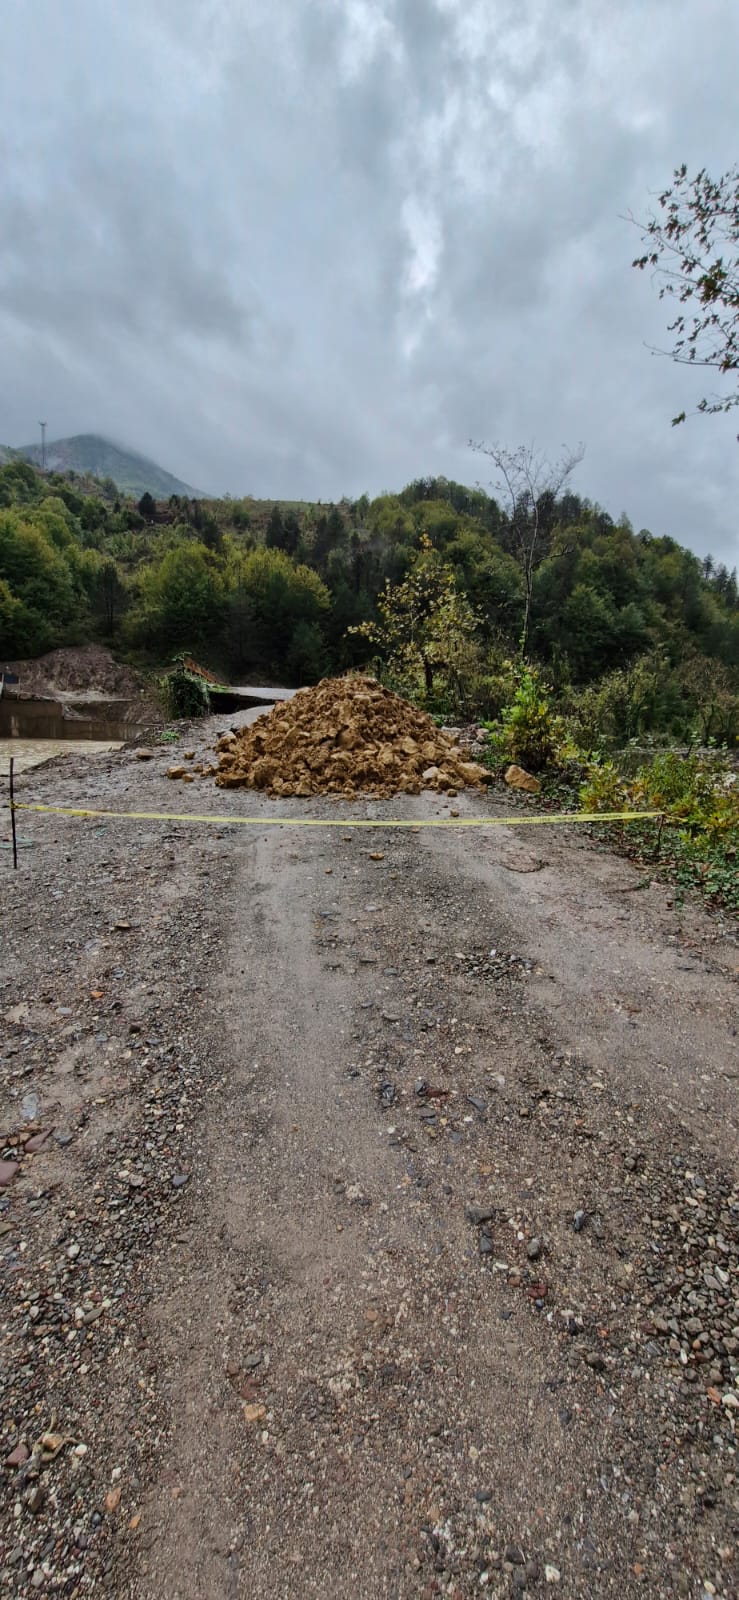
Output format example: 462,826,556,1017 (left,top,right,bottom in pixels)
0,456,737,745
